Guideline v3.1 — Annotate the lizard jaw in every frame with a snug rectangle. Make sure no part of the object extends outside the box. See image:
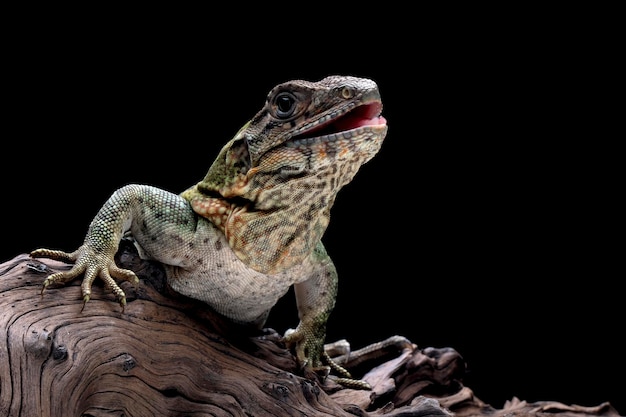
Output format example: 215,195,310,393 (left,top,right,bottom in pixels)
287,101,387,146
